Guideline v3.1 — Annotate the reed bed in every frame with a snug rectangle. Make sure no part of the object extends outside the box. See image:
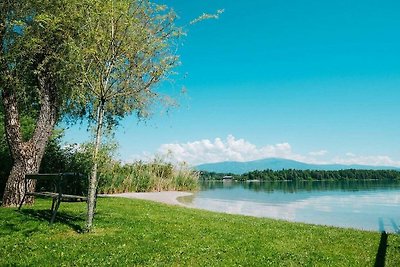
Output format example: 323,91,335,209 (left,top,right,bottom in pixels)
98,160,199,193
